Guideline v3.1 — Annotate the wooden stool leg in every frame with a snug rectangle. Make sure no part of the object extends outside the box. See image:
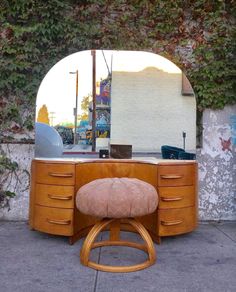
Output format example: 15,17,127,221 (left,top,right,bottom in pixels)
80,218,113,266
127,218,156,264
80,218,157,272
110,219,120,241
